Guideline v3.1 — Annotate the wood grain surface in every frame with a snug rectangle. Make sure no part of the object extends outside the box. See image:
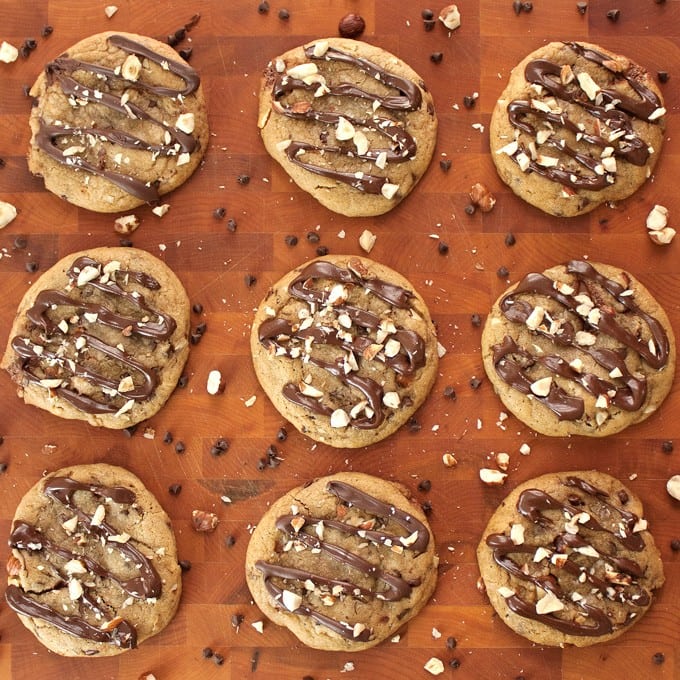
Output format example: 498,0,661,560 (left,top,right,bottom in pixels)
0,1,679,678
